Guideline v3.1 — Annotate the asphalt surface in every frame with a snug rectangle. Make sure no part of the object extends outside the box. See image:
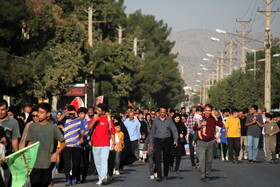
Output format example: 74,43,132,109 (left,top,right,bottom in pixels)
53,150,280,187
